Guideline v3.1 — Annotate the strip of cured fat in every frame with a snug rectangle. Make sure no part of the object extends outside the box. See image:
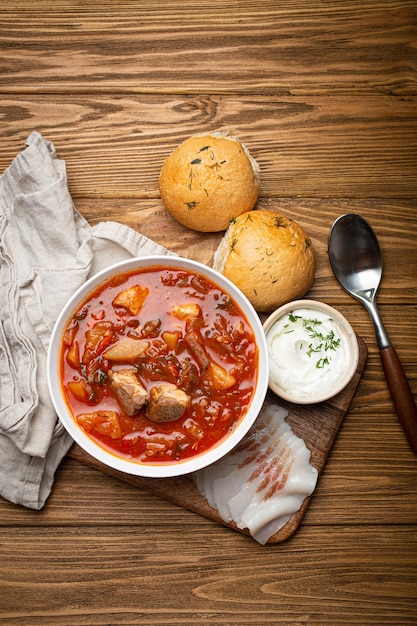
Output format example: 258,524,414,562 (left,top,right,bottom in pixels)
194,400,318,544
